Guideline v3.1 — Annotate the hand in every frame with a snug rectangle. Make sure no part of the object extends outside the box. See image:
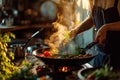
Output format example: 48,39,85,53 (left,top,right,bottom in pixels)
94,24,108,45
69,30,75,38
69,29,78,38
